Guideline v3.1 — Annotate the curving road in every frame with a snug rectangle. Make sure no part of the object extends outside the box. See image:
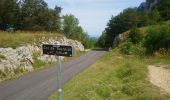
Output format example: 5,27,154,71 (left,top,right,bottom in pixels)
0,50,105,100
